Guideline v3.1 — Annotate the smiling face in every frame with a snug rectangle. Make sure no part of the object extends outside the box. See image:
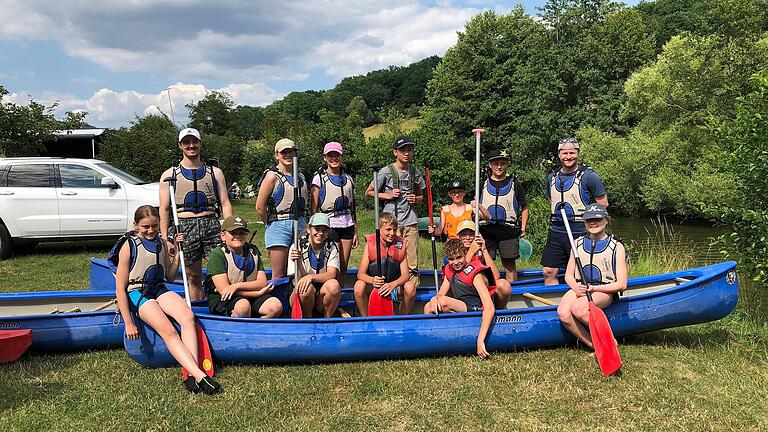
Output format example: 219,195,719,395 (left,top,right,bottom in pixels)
488,158,509,178
135,216,160,240
380,222,396,243
220,228,249,250
457,229,474,250
307,224,329,246
448,188,466,204
558,148,579,169
584,217,608,236
324,151,342,169
179,135,201,159
447,252,466,271
275,147,295,167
